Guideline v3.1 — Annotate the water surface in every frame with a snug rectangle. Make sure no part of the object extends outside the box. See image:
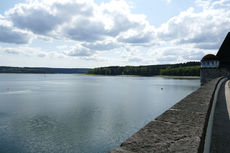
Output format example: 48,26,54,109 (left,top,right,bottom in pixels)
0,74,200,153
